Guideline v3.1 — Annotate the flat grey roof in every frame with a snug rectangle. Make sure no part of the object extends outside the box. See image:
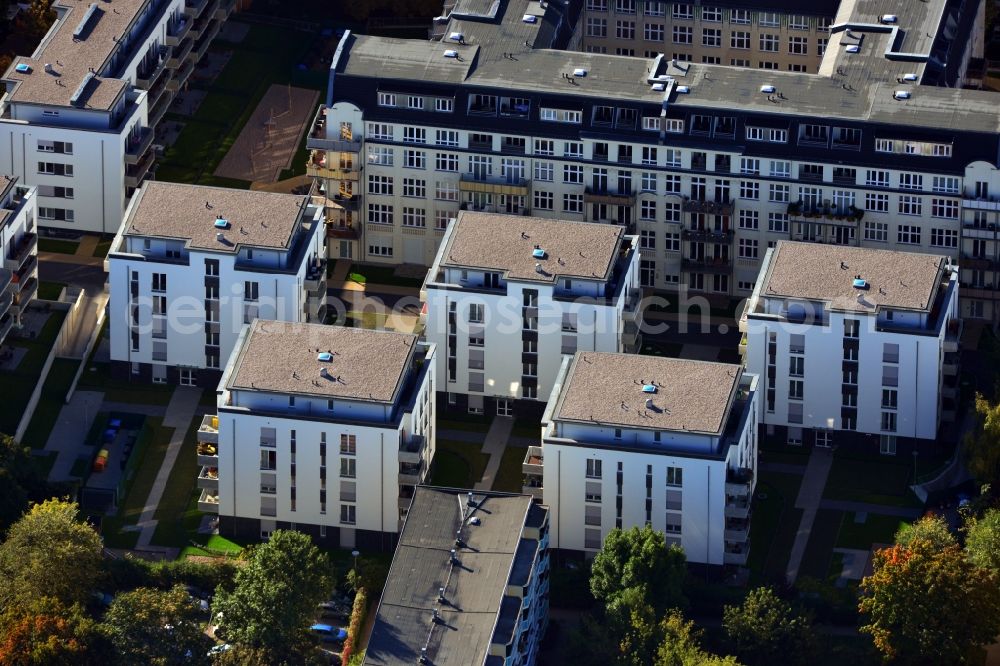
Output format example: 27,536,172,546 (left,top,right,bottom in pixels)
124,181,308,253
760,241,947,313
554,352,742,435
365,487,536,666
4,0,146,109
227,321,416,403
440,211,624,282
